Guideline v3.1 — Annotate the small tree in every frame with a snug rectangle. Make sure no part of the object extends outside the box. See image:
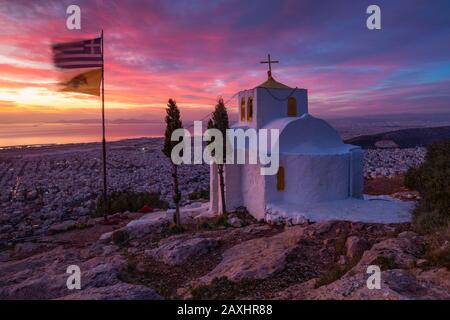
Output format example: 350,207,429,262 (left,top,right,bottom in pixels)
405,139,450,232
162,99,183,227
208,98,229,214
